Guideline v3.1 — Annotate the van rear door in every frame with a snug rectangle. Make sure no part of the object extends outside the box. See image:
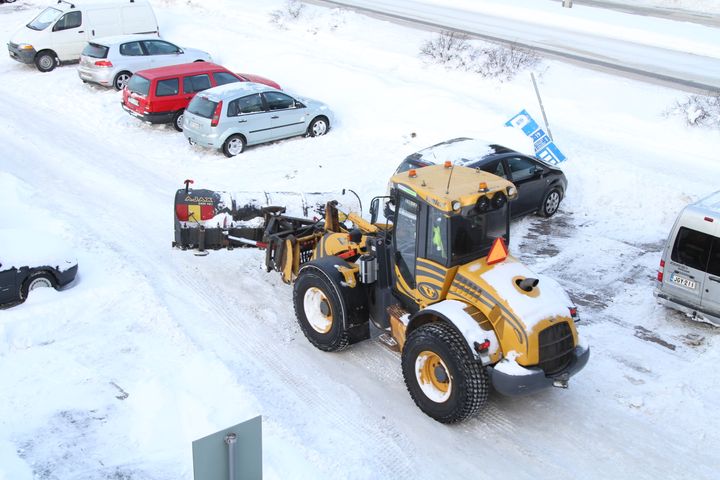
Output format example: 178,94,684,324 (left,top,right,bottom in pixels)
663,226,710,307
701,236,720,316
